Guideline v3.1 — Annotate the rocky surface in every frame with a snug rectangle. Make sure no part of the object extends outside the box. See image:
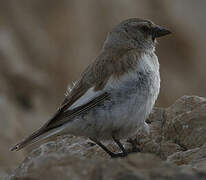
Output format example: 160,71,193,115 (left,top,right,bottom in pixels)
4,95,206,180
1,0,206,176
